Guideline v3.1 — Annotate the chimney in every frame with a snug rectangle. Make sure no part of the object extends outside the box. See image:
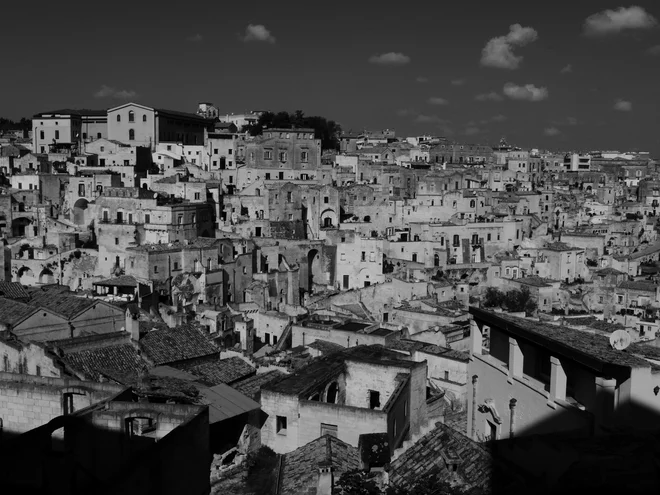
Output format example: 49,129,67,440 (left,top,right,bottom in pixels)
316,462,333,495
126,308,140,341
